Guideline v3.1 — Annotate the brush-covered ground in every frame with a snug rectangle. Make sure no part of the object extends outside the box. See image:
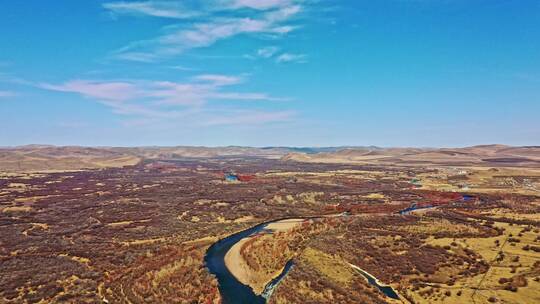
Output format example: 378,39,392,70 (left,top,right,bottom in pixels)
1,155,539,303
